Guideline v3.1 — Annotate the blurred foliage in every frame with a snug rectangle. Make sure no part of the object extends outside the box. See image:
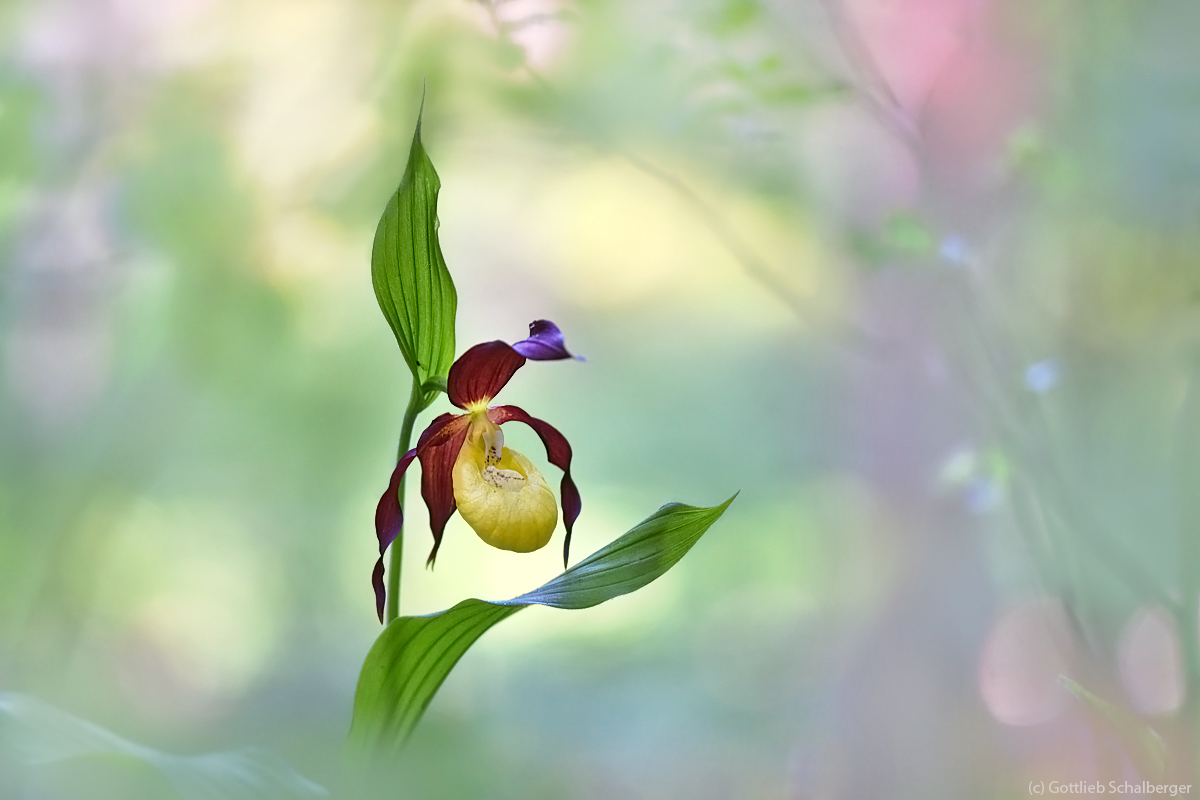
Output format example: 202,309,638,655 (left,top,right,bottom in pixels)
0,692,327,799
